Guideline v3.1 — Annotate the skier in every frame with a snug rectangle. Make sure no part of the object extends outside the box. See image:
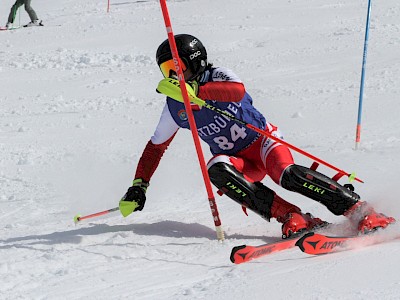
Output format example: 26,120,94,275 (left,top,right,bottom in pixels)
119,34,395,238
5,0,42,29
